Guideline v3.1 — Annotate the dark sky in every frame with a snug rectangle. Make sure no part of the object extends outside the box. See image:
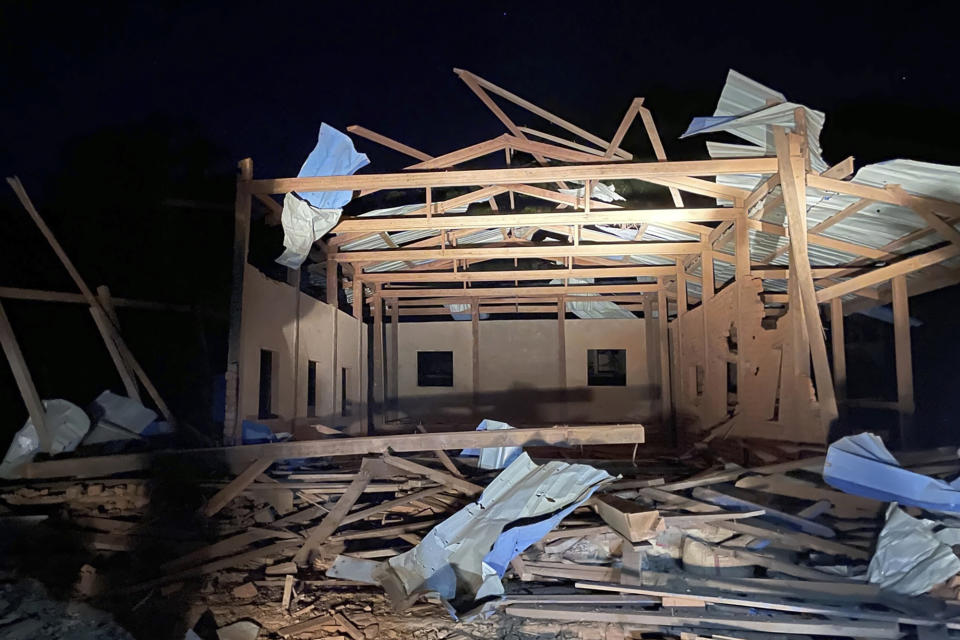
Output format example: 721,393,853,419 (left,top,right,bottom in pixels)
2,2,960,447
3,1,960,181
